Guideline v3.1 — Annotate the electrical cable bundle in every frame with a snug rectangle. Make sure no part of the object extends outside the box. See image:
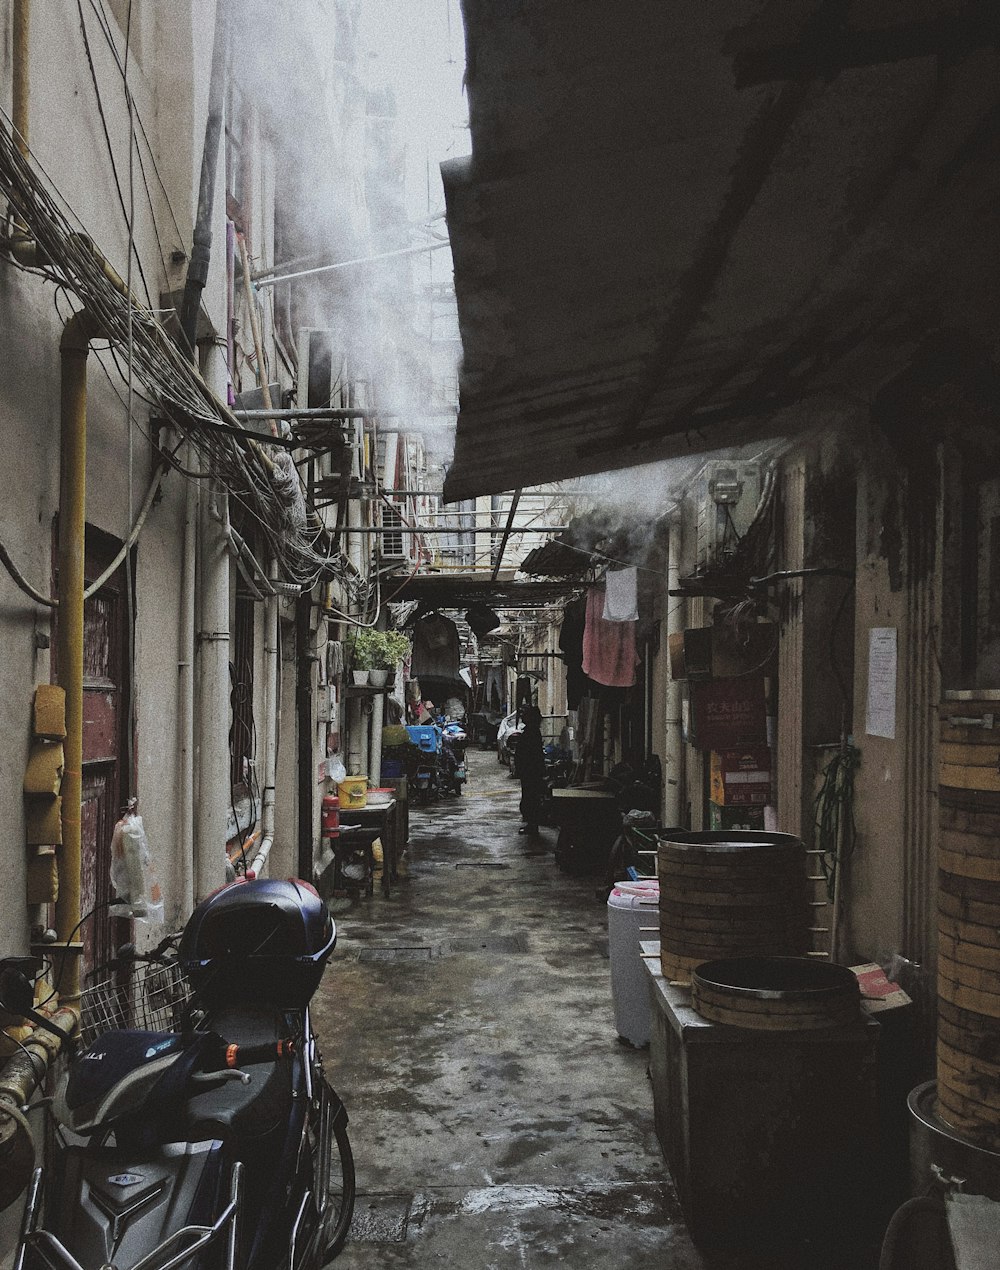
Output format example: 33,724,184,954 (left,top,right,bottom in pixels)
0,112,349,592
814,740,861,899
